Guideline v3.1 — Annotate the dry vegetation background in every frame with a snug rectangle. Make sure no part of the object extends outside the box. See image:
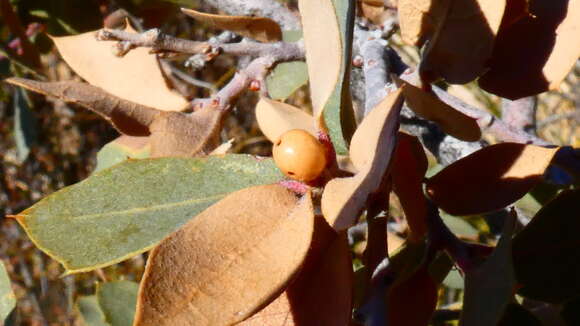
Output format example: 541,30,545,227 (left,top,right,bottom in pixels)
0,0,578,324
